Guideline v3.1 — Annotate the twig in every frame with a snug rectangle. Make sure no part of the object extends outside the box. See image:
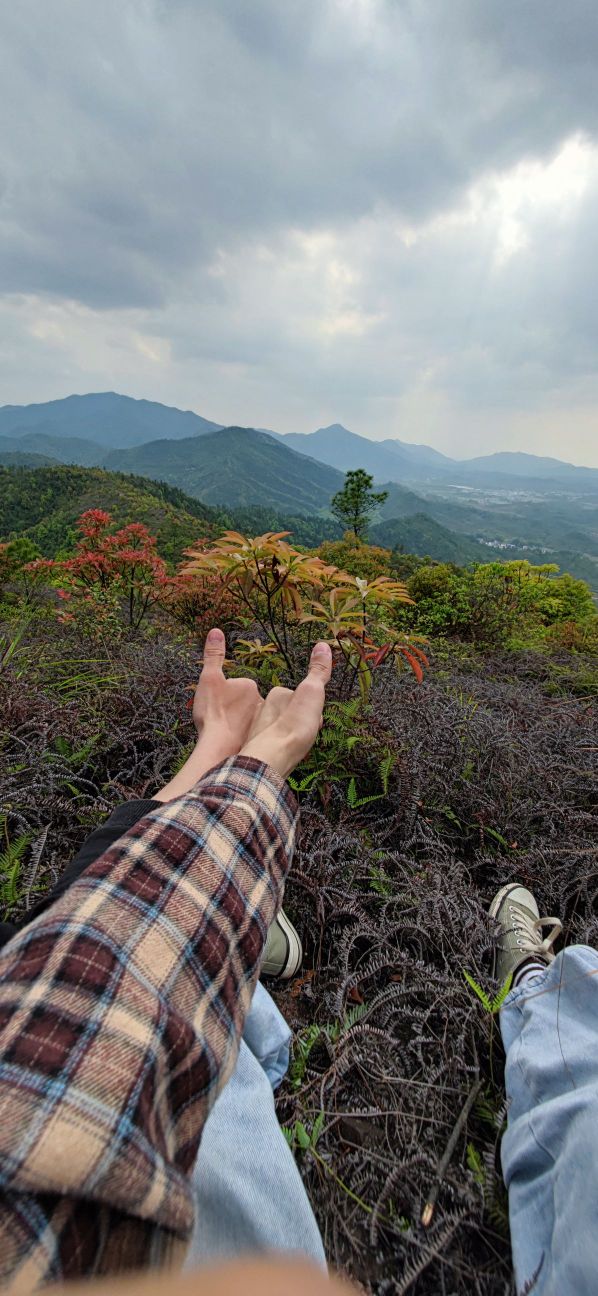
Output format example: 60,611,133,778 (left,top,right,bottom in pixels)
421,1078,482,1227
